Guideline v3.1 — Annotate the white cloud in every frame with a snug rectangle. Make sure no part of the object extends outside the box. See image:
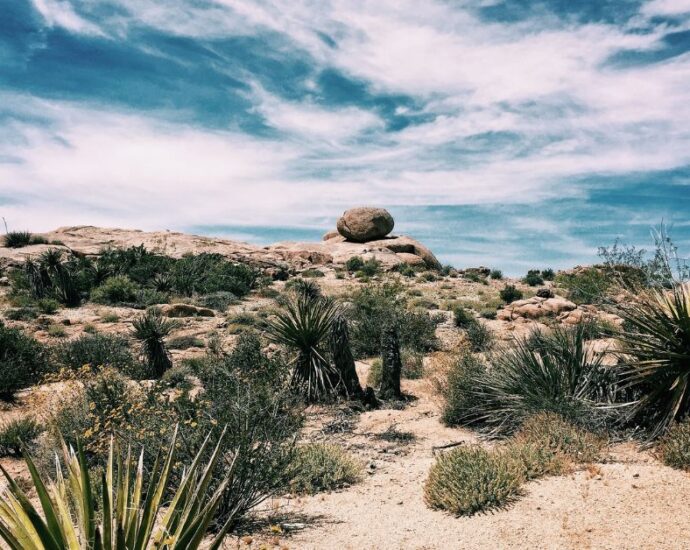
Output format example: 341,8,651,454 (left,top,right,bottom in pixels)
642,0,690,16
31,0,103,35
